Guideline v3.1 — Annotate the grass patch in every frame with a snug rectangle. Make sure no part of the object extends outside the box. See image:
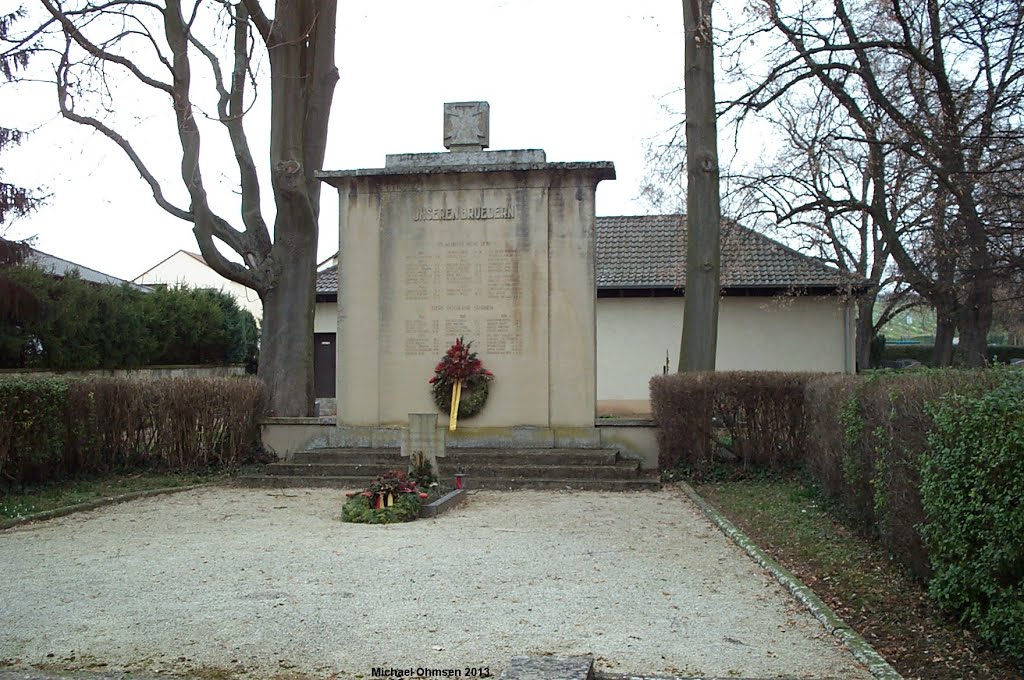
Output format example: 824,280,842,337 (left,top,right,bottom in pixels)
0,471,224,520
697,475,1023,680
